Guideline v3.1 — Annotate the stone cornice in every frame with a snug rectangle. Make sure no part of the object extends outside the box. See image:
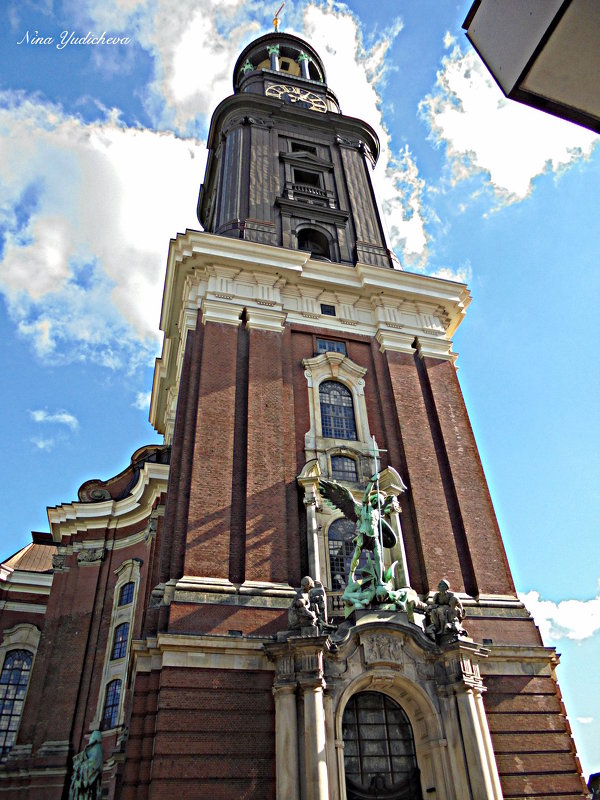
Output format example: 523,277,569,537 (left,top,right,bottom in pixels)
0,568,53,595
151,231,471,435
131,632,273,675
46,462,169,542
